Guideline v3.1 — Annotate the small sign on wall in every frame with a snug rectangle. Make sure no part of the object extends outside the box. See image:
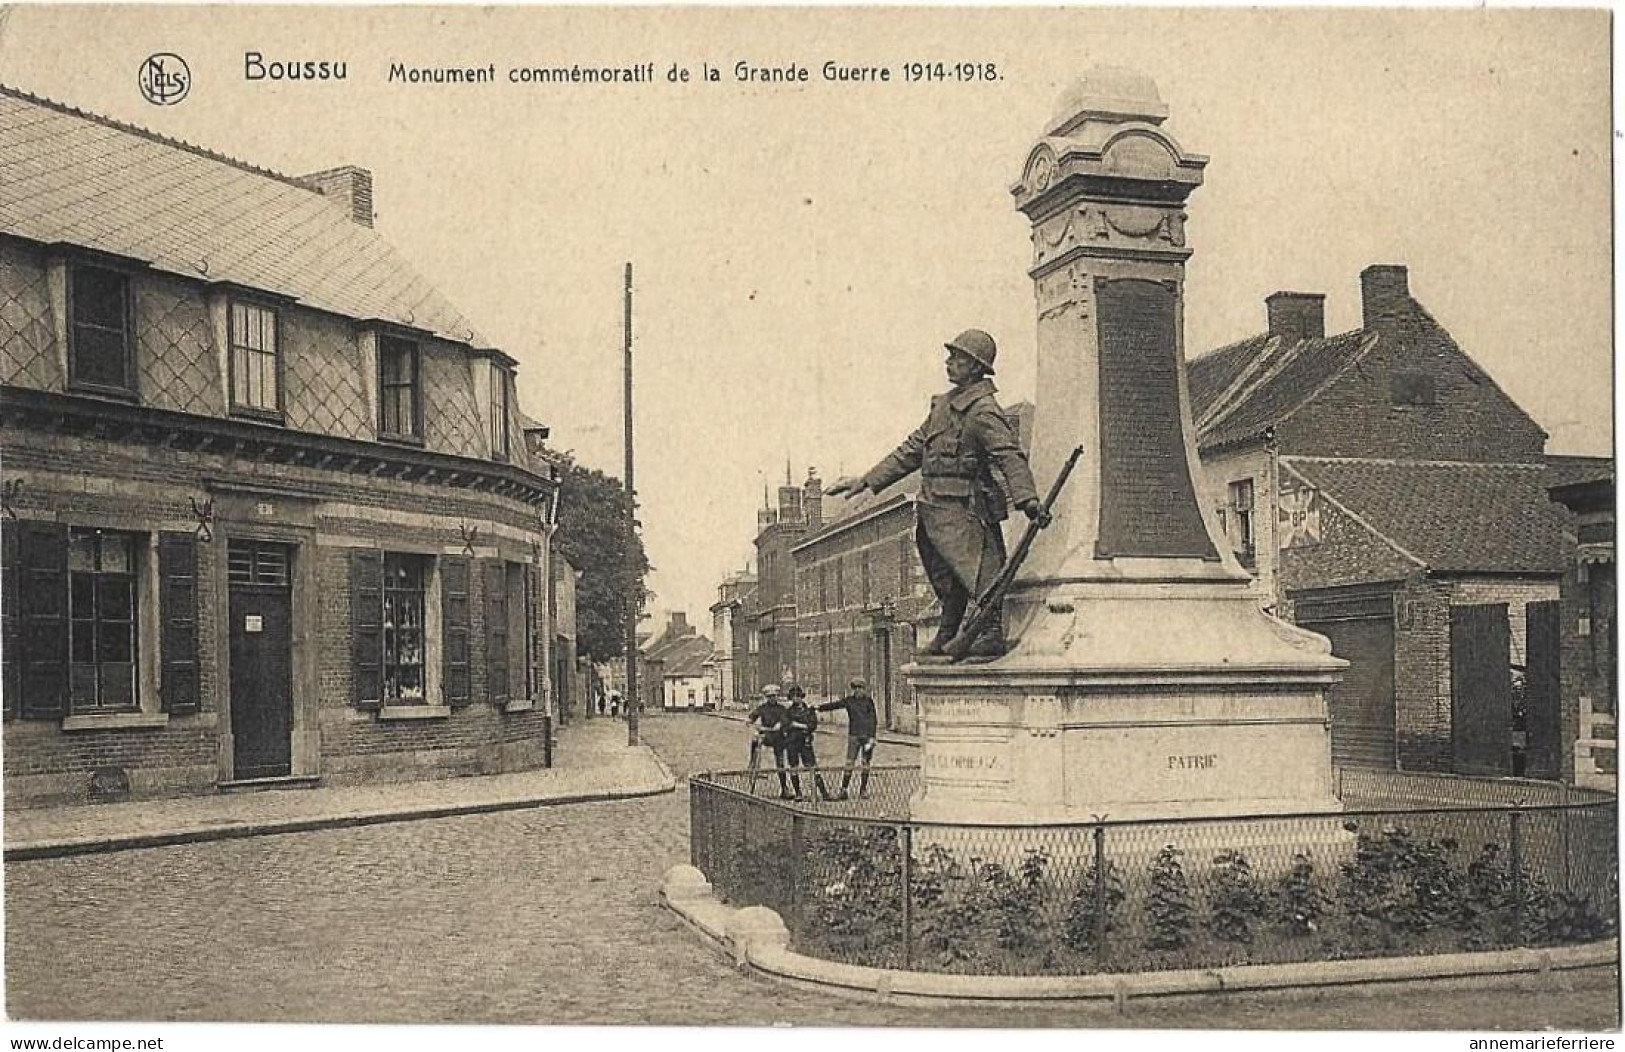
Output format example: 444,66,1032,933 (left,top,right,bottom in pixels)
1278,484,1322,548
245,615,263,633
